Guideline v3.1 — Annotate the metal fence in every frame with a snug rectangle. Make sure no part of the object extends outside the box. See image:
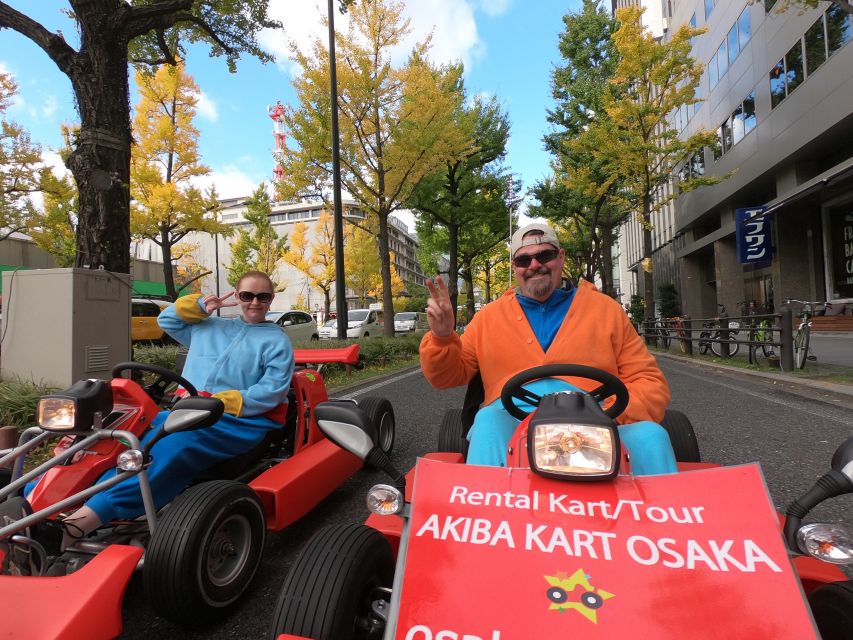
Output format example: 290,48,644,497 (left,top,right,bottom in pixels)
640,309,795,372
